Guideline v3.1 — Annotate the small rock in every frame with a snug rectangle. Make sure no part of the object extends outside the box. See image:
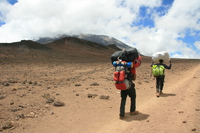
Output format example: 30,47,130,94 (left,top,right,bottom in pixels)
2,121,15,129
9,80,14,83
75,84,81,86
9,80,17,83
15,114,25,121
46,98,55,103
11,108,20,112
26,112,36,118
182,121,187,123
0,95,5,100
20,94,26,97
42,93,51,99
87,93,98,98
191,128,196,131
53,101,65,107
100,95,109,99
47,87,51,89
88,94,93,98
12,88,17,91
4,83,10,86
90,82,99,86
19,105,26,108
33,81,37,86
